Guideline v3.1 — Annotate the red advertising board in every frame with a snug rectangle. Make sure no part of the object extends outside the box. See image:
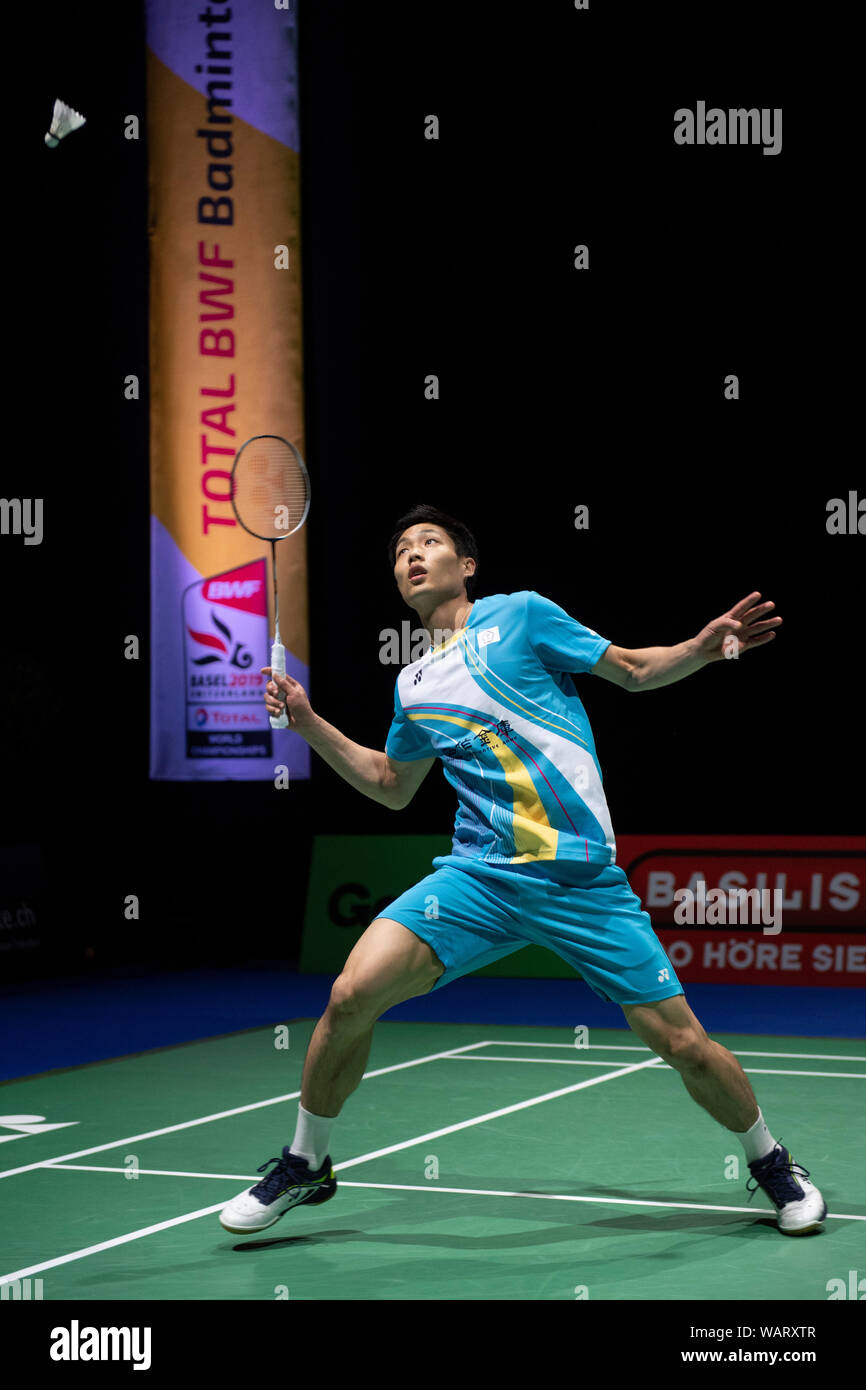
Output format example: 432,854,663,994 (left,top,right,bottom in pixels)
617,835,866,987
